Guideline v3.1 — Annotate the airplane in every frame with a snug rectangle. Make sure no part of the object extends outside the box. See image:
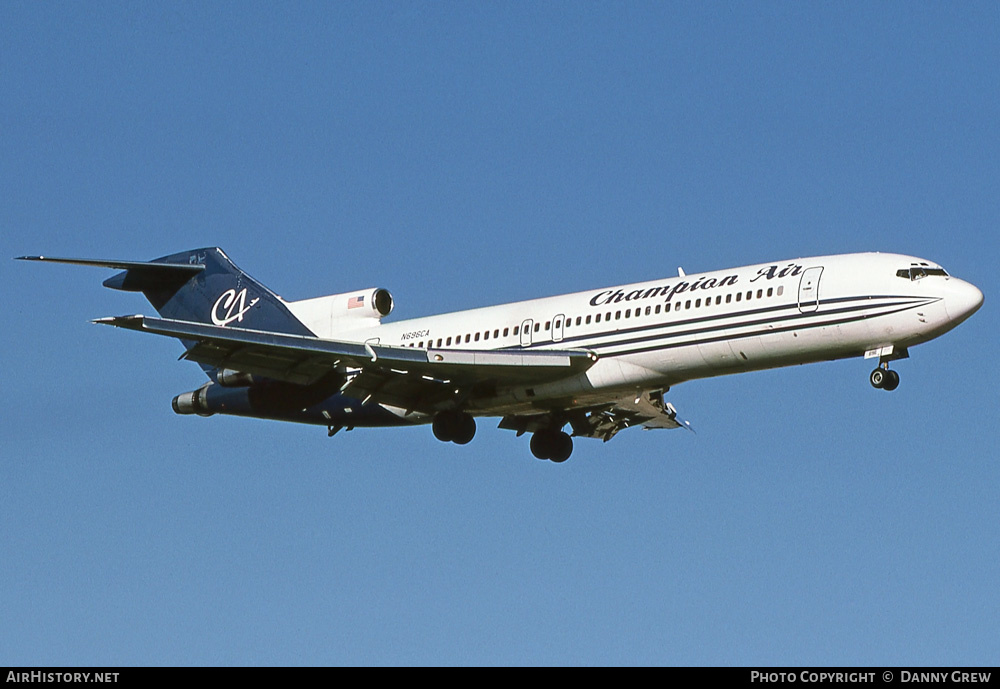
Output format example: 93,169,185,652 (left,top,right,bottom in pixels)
18,248,982,462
